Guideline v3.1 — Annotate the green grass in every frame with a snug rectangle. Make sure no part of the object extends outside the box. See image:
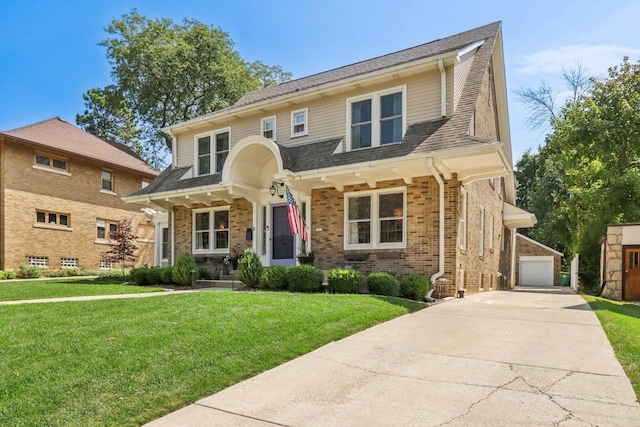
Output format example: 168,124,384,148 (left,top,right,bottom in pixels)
583,296,640,399
0,278,162,301
0,292,411,426
373,295,429,312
